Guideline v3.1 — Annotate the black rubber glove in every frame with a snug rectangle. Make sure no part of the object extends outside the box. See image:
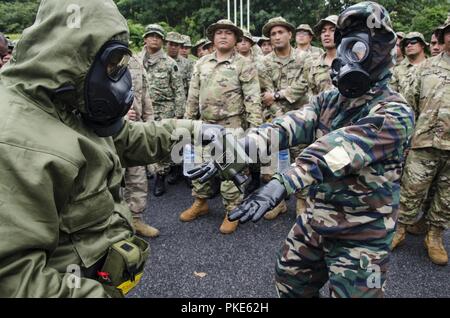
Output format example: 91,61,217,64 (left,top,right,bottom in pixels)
228,179,287,223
